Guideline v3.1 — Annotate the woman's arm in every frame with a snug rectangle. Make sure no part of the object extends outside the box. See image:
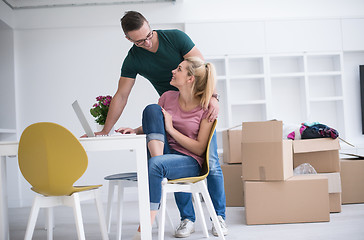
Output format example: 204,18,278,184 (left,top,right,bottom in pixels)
115,126,143,134
162,108,213,156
